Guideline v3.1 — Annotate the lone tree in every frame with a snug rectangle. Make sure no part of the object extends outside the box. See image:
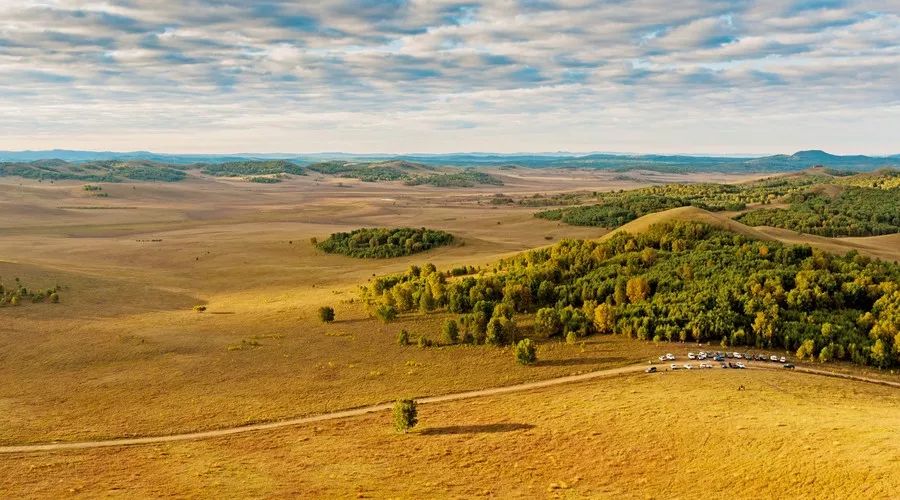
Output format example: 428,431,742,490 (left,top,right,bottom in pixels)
318,306,335,323
397,329,410,346
393,399,418,432
514,338,537,365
